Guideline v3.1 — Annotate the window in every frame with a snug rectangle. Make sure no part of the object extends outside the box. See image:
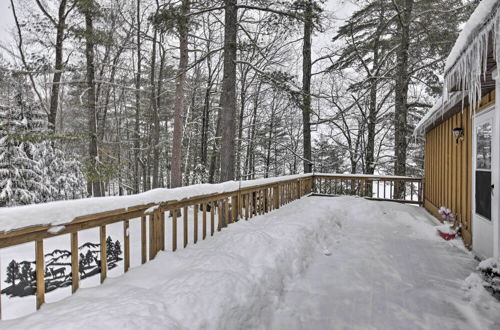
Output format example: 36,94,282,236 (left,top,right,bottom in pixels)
476,122,492,170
